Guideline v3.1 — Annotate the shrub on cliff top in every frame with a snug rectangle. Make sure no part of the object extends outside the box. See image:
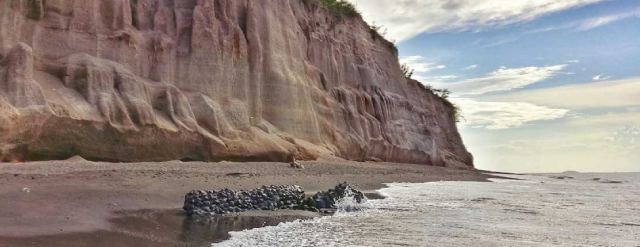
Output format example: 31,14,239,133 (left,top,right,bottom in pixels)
433,89,464,123
404,69,464,123
303,0,398,53
401,63,415,79
304,0,360,19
